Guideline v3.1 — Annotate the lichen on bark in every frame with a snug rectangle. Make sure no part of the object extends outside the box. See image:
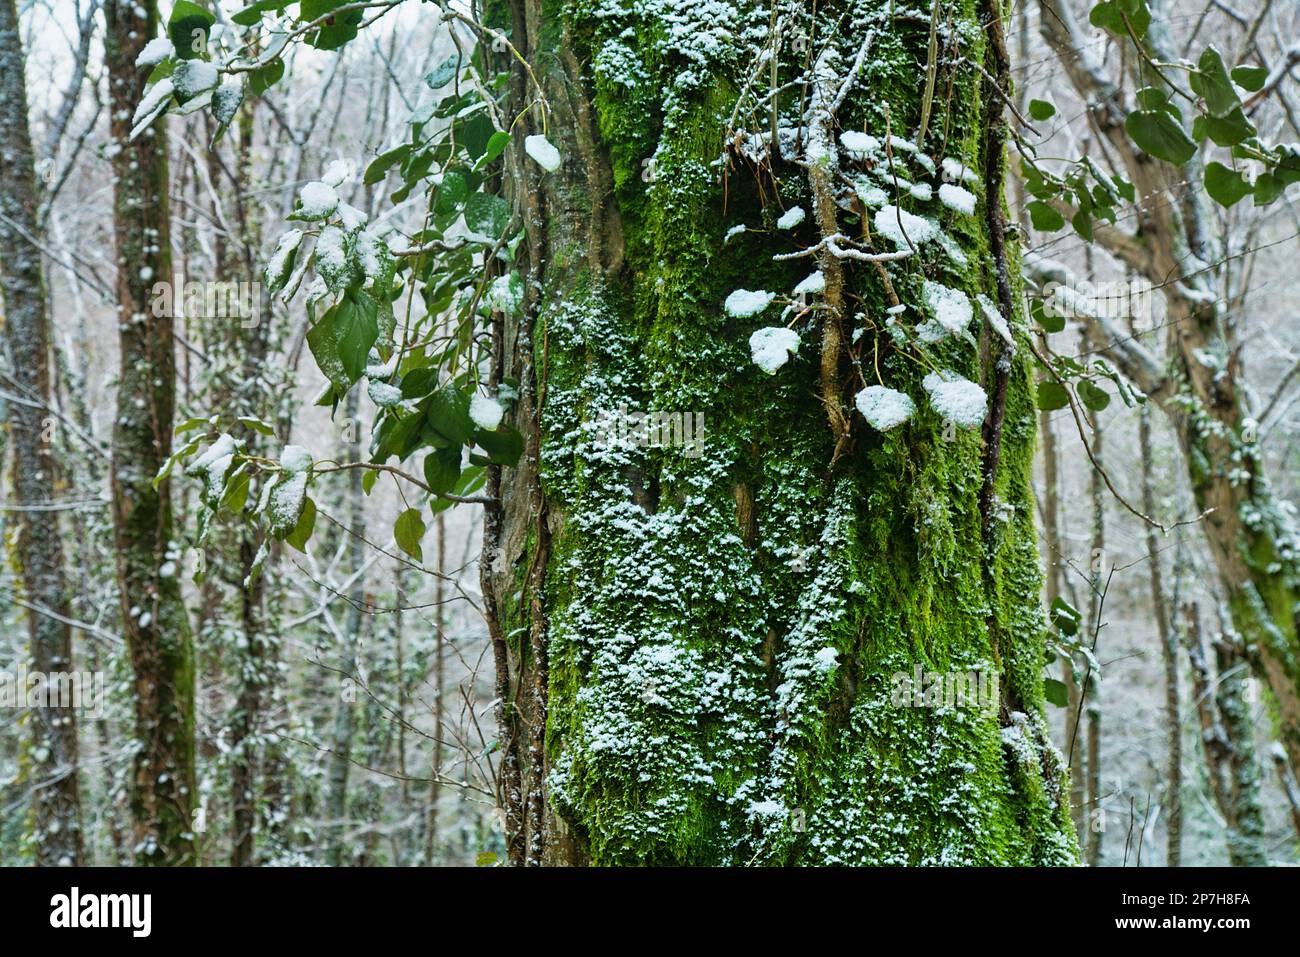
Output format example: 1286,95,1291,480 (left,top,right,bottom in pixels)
493,0,1077,865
